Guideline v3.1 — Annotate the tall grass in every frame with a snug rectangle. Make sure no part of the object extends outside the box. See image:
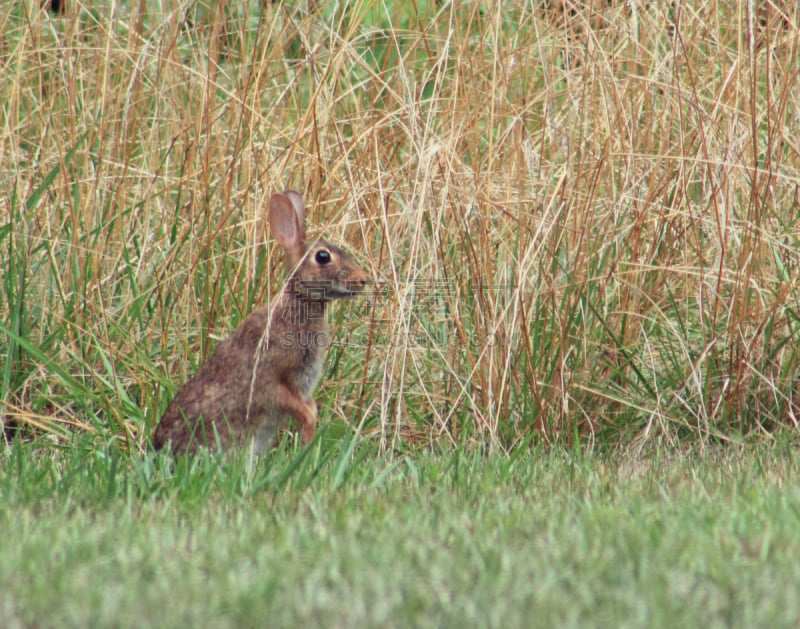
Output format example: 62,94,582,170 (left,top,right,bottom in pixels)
1,0,798,452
